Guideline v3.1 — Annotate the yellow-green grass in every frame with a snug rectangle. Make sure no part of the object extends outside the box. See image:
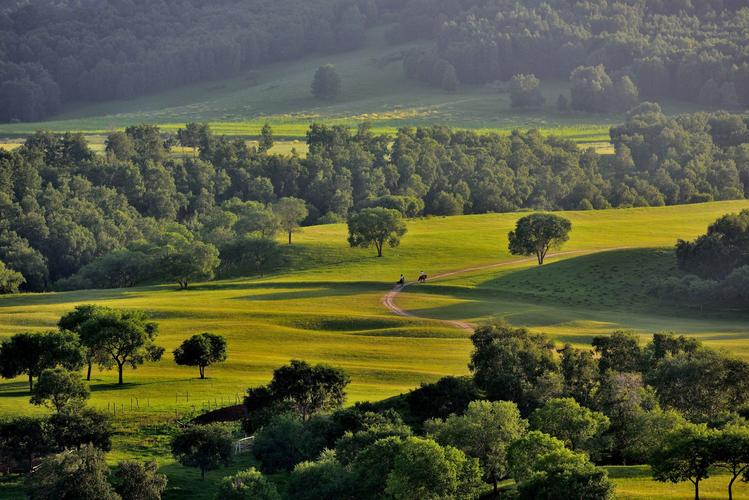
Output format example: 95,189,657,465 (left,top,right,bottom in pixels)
0,200,748,499
0,26,712,143
1,200,748,413
609,466,749,499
